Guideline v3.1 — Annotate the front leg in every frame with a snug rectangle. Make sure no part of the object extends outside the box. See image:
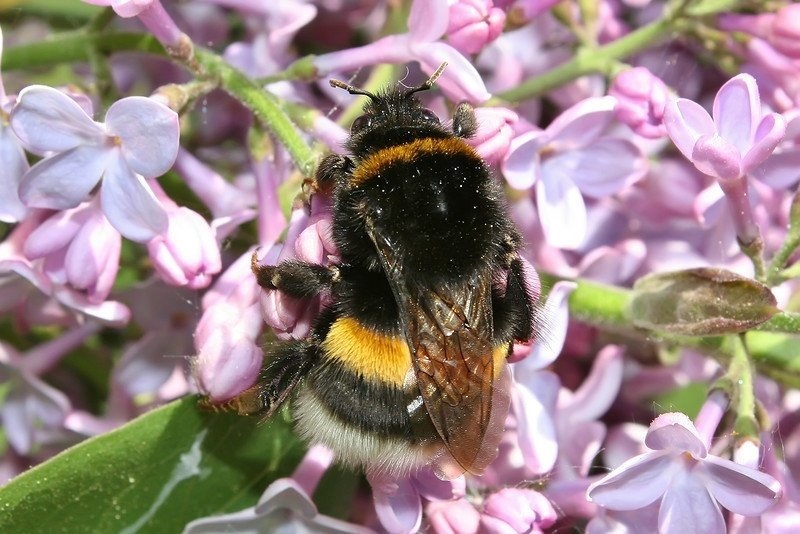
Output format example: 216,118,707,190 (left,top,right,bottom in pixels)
252,254,340,298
